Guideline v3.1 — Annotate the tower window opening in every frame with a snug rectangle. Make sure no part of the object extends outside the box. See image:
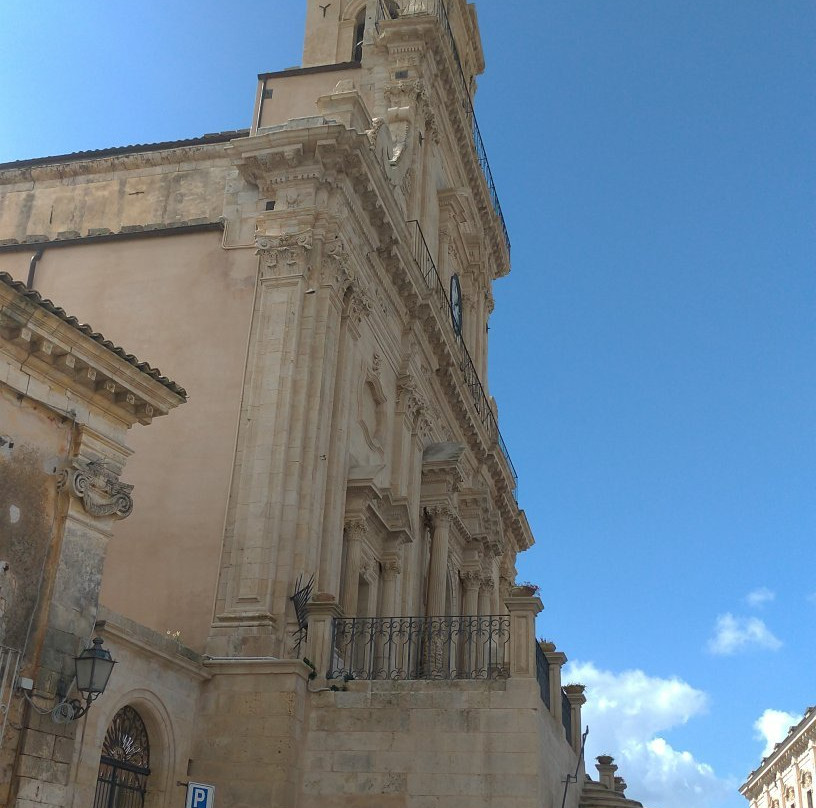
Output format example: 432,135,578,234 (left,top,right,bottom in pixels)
352,10,366,62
